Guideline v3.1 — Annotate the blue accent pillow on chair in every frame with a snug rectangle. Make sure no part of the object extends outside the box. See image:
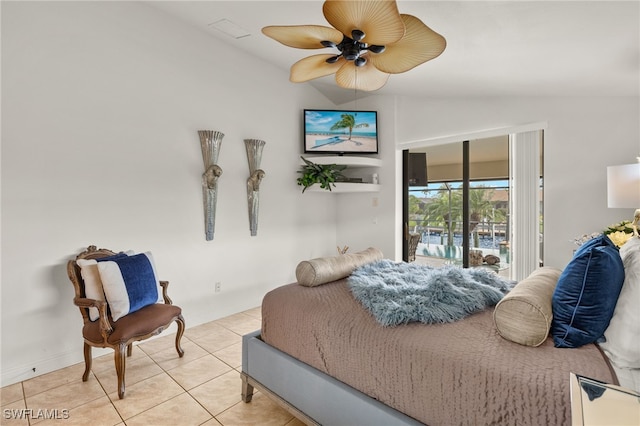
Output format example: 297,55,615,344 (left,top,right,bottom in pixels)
551,234,625,348
97,252,163,321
